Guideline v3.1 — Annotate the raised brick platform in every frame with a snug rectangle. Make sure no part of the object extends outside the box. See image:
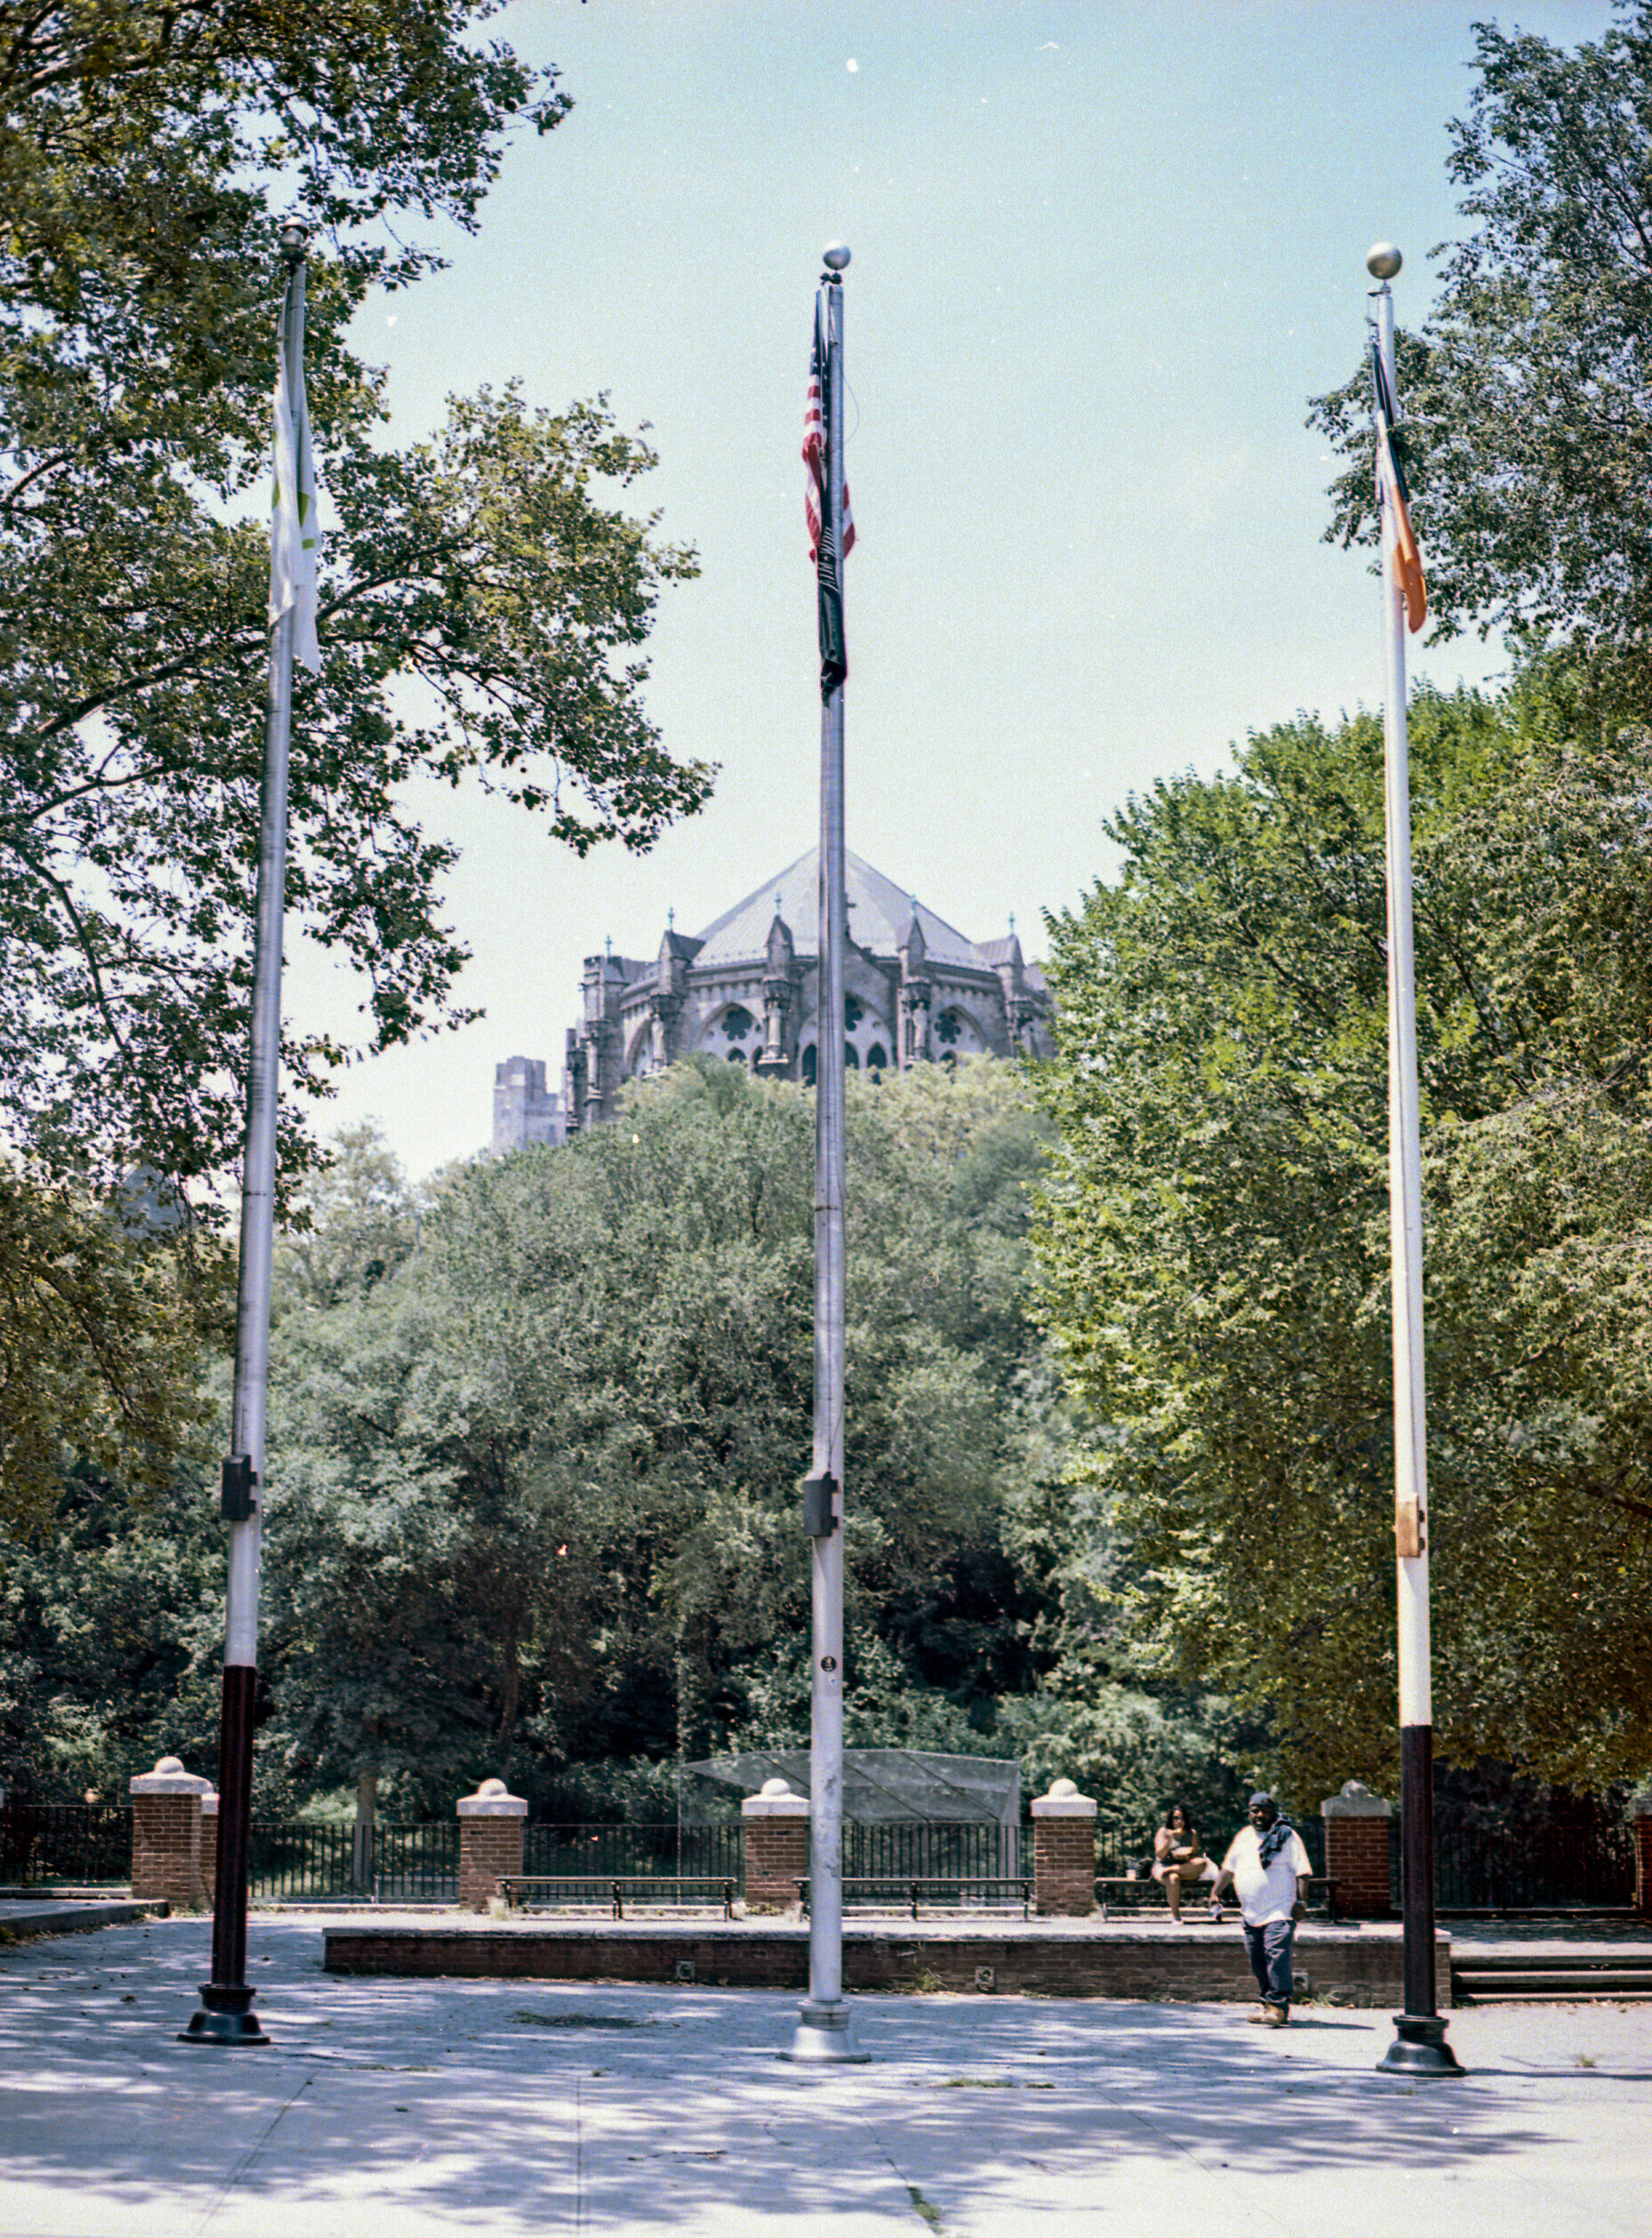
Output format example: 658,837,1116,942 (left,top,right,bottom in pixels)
323,1916,1449,2009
